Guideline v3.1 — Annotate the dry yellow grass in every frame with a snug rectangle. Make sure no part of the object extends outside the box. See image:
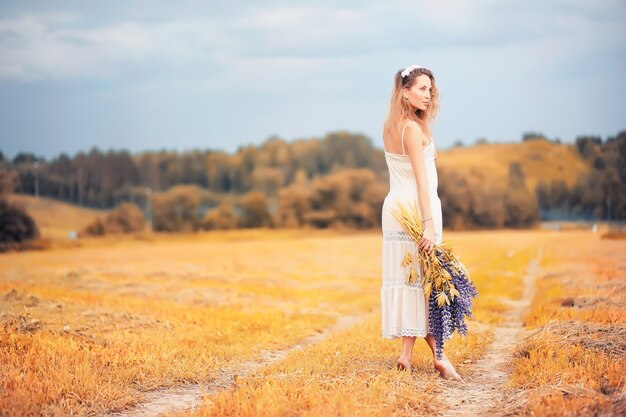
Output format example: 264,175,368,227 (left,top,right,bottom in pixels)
190,314,491,417
0,229,388,416
168,230,548,416
2,226,621,416
507,231,626,416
